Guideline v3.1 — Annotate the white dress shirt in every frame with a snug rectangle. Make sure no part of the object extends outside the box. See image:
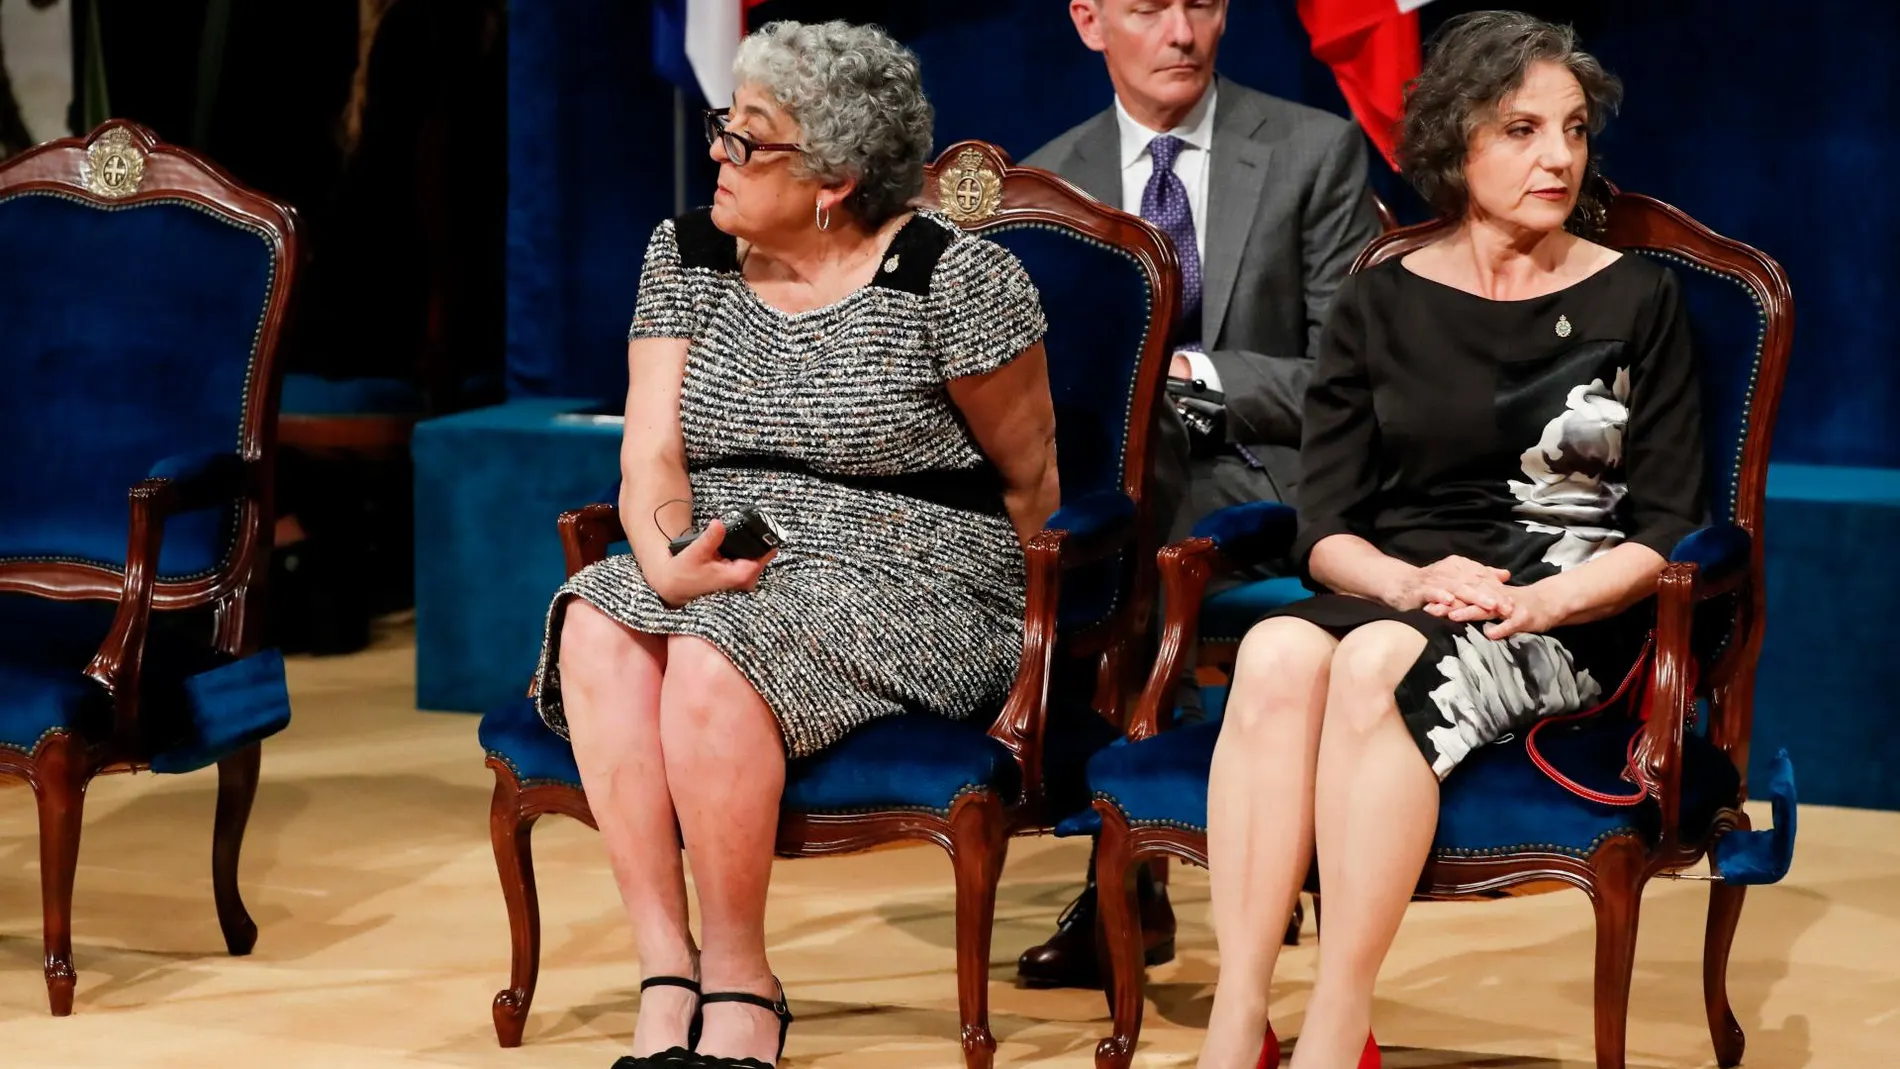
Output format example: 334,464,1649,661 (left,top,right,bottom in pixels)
1114,84,1221,389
